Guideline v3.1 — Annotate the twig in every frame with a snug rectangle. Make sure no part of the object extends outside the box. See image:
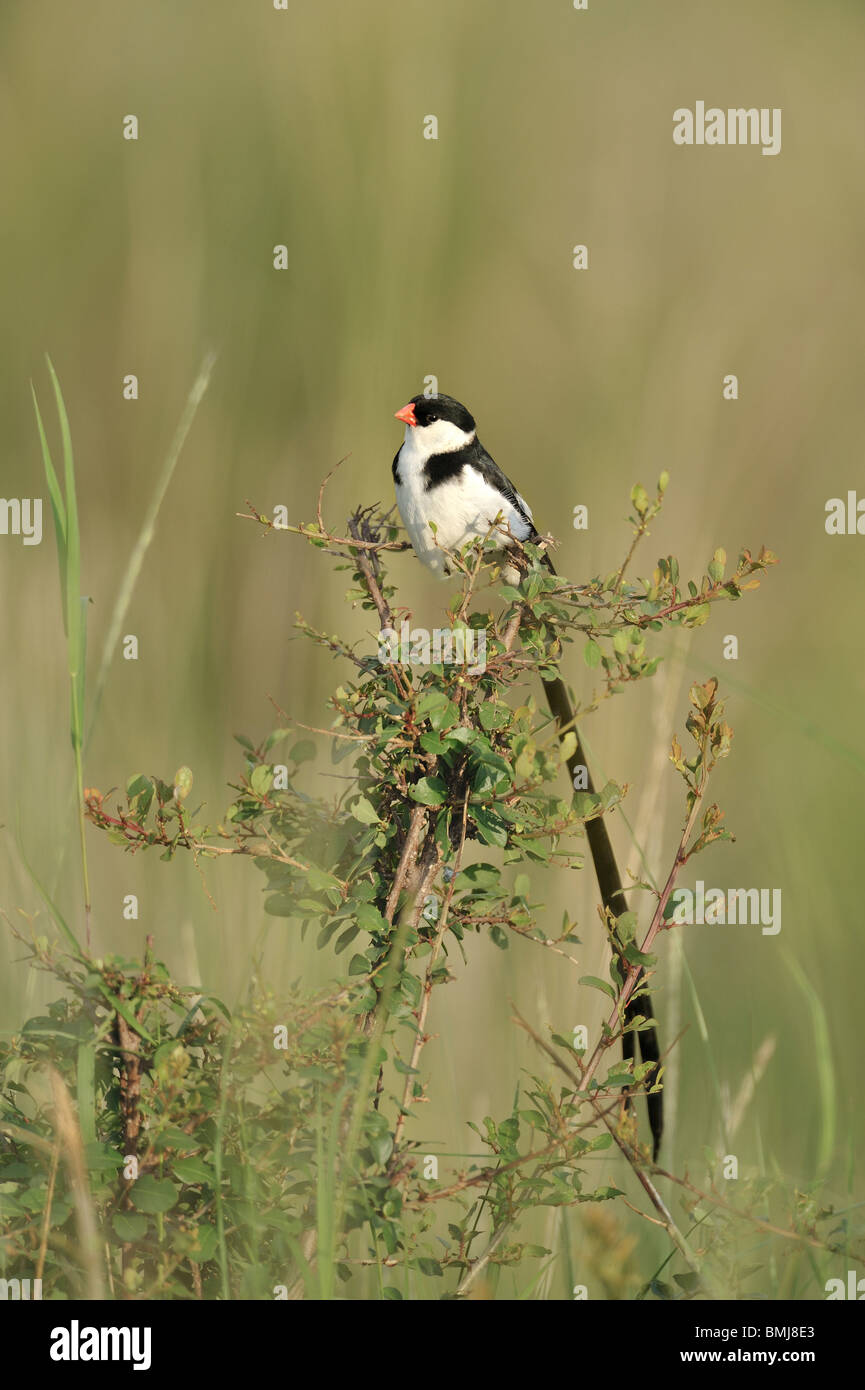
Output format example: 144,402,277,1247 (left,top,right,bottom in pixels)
347,507,394,630
392,790,470,1149
455,1222,511,1297
576,757,708,1099
384,806,428,923
511,1005,699,1272
35,1141,61,1282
